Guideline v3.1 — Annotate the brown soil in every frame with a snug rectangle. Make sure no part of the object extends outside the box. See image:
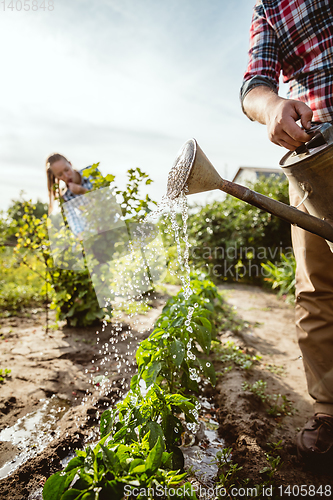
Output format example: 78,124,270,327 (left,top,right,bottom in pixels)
211,283,333,497
0,283,332,499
